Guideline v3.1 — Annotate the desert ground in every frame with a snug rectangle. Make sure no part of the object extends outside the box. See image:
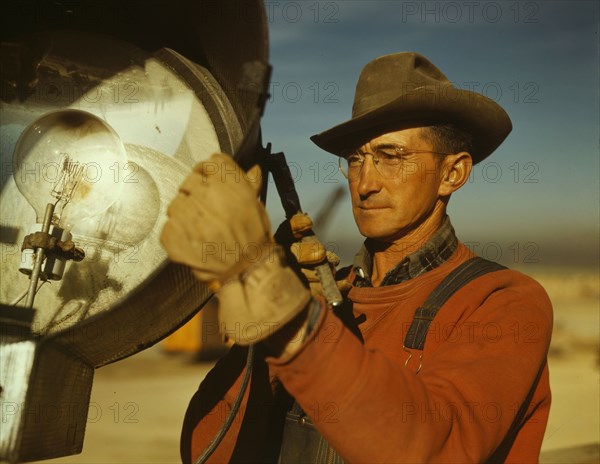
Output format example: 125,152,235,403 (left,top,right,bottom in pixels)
35,267,599,464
